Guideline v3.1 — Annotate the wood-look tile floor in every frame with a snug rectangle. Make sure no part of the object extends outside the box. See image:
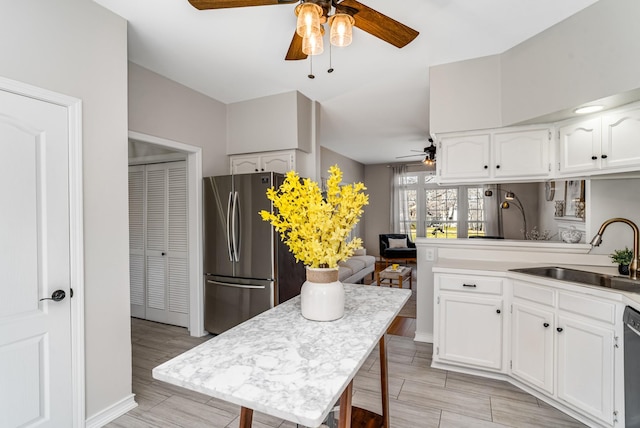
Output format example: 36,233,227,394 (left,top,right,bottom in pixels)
106,318,587,428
